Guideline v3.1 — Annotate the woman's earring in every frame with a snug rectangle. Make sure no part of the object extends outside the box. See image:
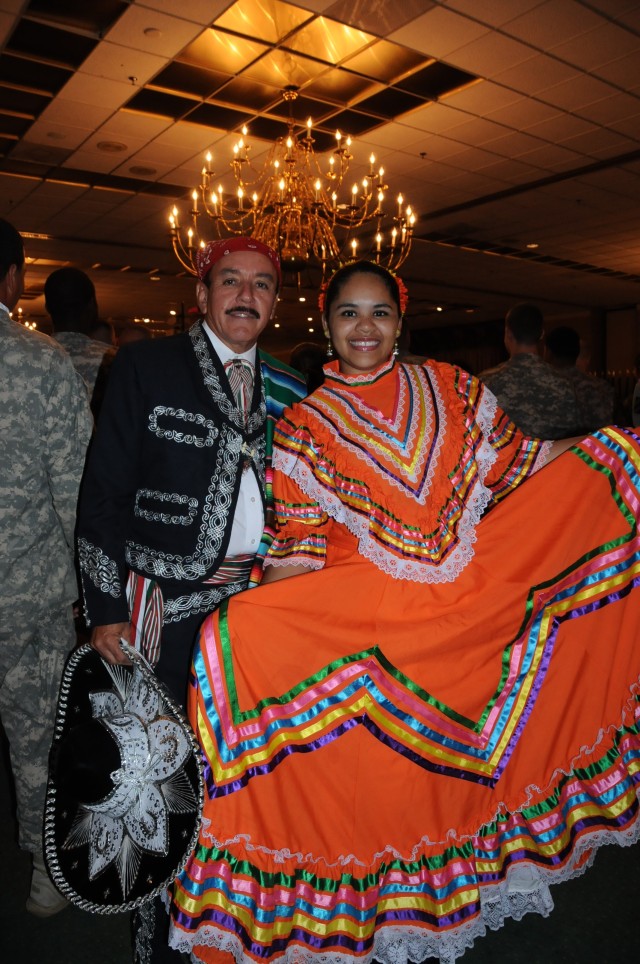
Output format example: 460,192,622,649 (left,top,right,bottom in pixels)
393,340,399,357
326,339,334,358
